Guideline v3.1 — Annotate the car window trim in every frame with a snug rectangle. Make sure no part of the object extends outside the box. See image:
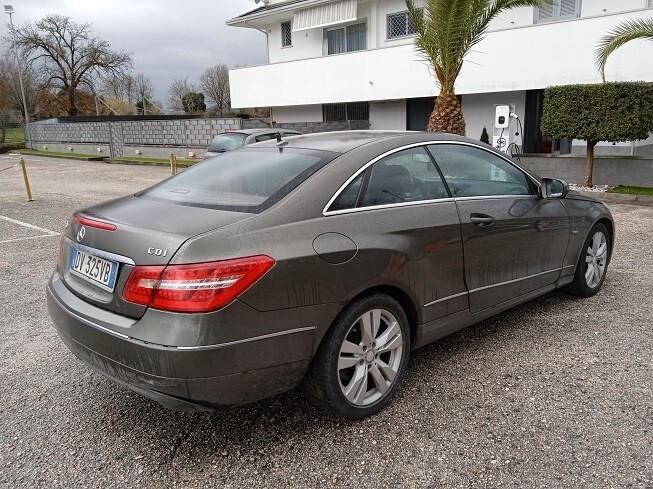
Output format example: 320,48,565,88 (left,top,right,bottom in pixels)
322,141,540,216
